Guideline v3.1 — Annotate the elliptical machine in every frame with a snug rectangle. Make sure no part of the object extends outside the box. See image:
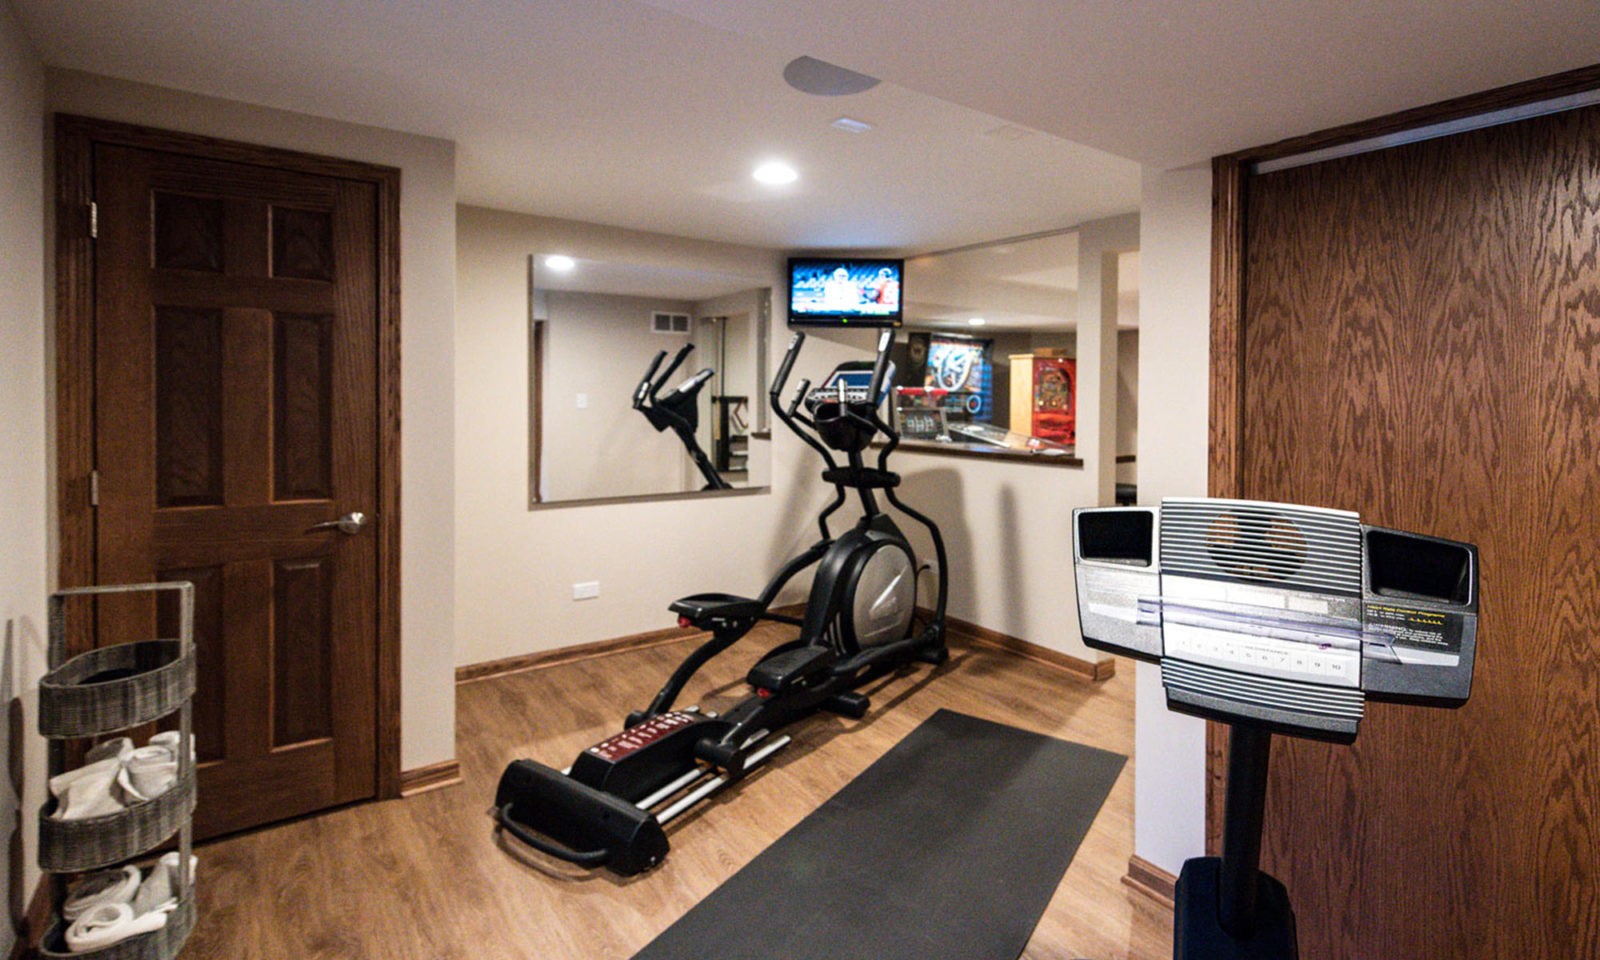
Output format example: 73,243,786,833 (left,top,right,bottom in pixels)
633,342,731,491
494,328,949,875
